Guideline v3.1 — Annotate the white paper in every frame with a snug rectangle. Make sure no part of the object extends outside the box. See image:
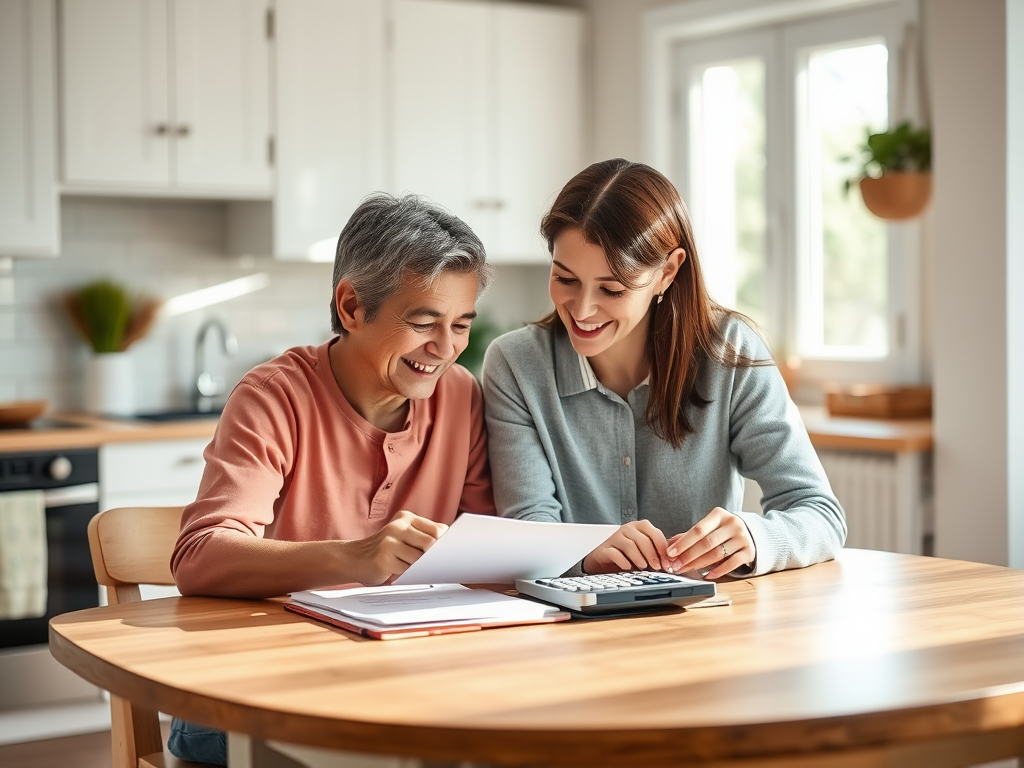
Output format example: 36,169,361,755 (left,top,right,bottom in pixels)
290,584,558,627
391,514,618,586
